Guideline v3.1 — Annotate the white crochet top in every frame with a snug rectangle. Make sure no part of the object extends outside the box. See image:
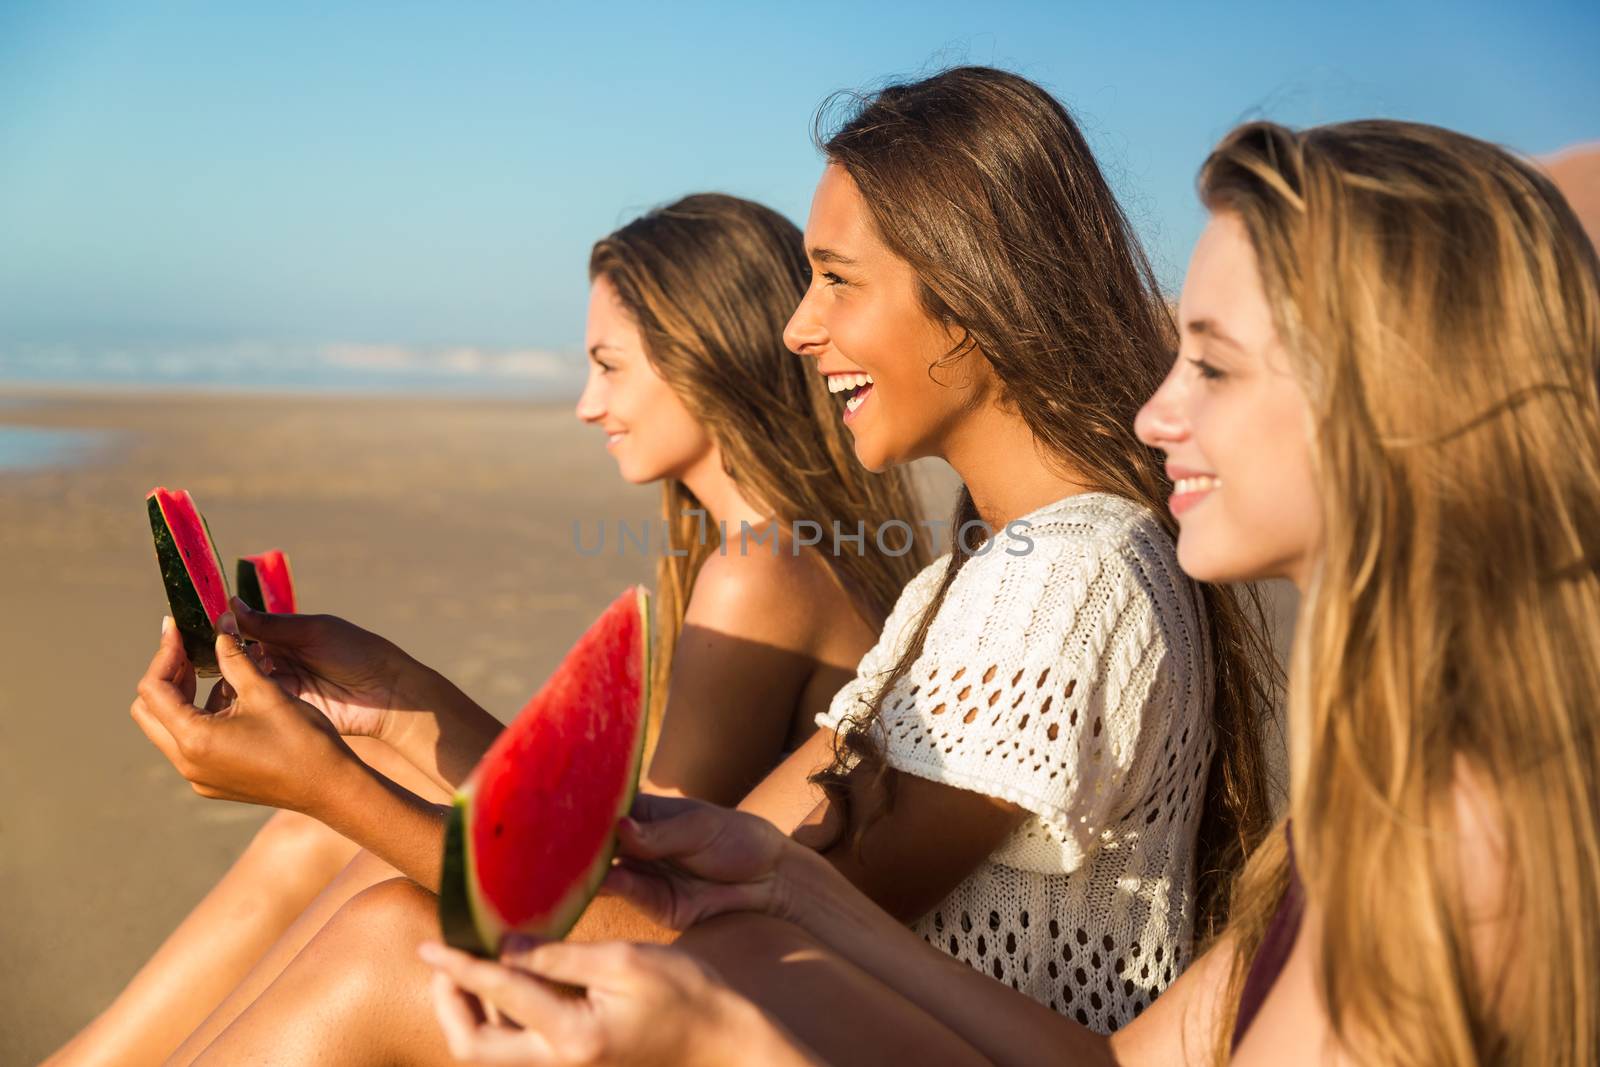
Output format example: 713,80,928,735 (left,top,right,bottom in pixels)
817,492,1214,1034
